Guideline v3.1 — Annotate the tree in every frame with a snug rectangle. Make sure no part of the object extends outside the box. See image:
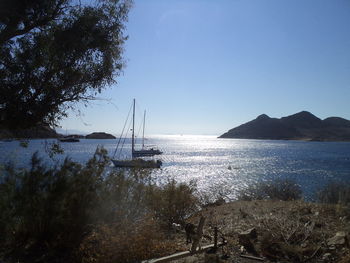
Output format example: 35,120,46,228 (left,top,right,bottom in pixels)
0,0,131,129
